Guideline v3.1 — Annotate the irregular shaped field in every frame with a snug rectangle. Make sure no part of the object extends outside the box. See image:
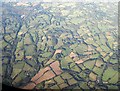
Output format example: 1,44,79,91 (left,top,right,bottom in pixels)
2,2,119,90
